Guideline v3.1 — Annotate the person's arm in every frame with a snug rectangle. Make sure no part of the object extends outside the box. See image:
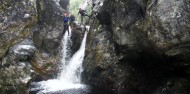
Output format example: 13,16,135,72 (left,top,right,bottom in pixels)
69,17,71,21
83,10,87,12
